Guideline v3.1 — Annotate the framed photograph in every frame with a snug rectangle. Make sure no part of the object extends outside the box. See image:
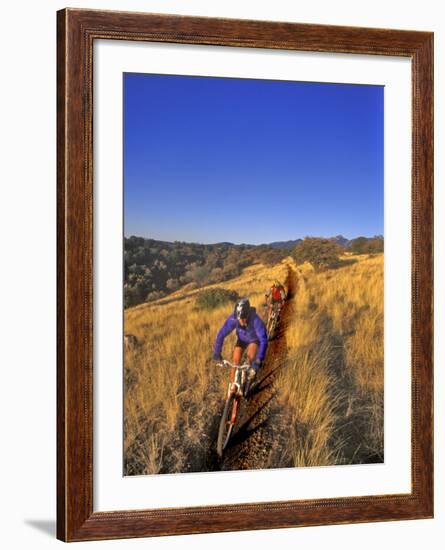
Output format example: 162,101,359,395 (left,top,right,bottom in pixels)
57,8,433,542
